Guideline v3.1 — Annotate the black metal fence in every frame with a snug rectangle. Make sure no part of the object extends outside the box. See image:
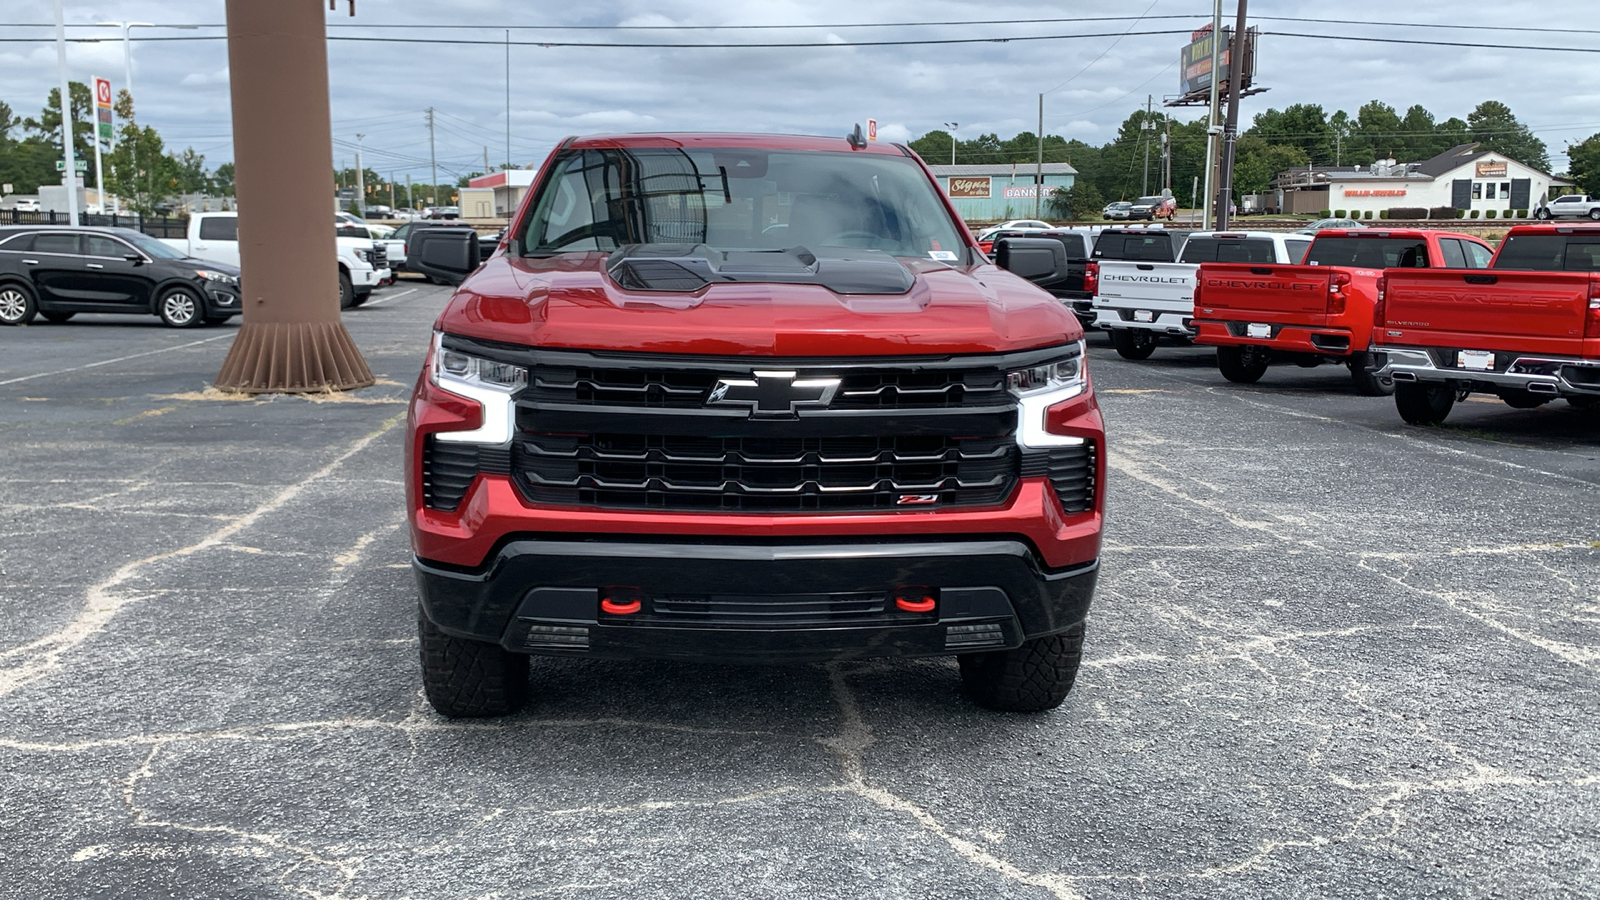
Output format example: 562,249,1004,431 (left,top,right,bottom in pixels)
0,210,189,239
